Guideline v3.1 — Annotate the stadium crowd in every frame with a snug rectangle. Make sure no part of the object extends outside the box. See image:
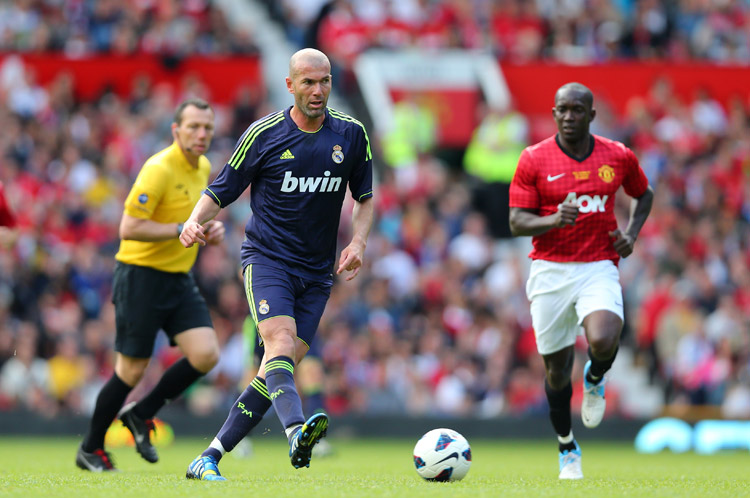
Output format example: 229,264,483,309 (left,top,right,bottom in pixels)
272,0,750,69
0,0,258,56
1,0,750,423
